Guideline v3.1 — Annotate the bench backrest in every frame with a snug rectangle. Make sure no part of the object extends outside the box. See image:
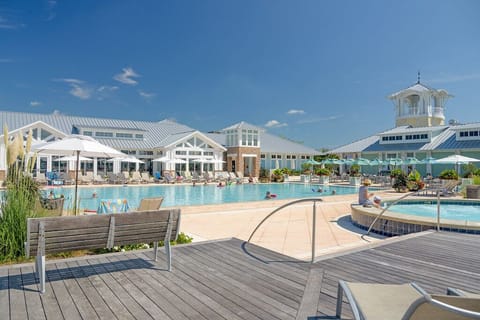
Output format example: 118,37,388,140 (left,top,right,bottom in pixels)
26,209,180,257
